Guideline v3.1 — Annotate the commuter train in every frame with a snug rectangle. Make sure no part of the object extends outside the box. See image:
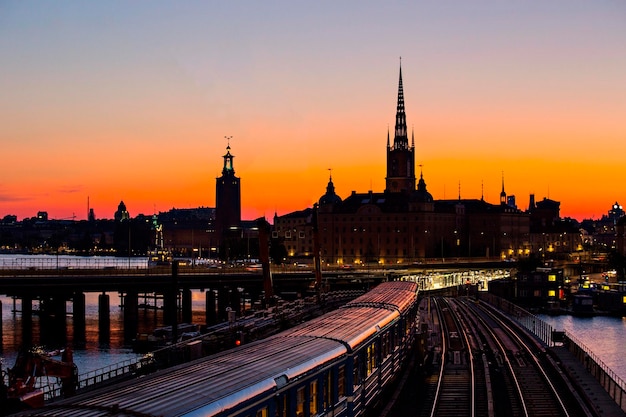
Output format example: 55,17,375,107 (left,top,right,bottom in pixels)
19,281,419,417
